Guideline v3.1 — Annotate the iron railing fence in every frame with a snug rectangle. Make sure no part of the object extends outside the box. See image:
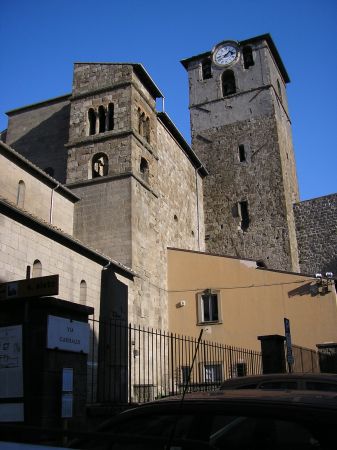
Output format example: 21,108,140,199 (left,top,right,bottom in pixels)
87,319,262,404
